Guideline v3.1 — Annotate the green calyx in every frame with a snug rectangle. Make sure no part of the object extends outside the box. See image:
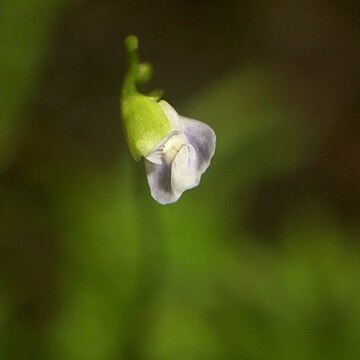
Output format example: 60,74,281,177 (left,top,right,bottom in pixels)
121,35,170,160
